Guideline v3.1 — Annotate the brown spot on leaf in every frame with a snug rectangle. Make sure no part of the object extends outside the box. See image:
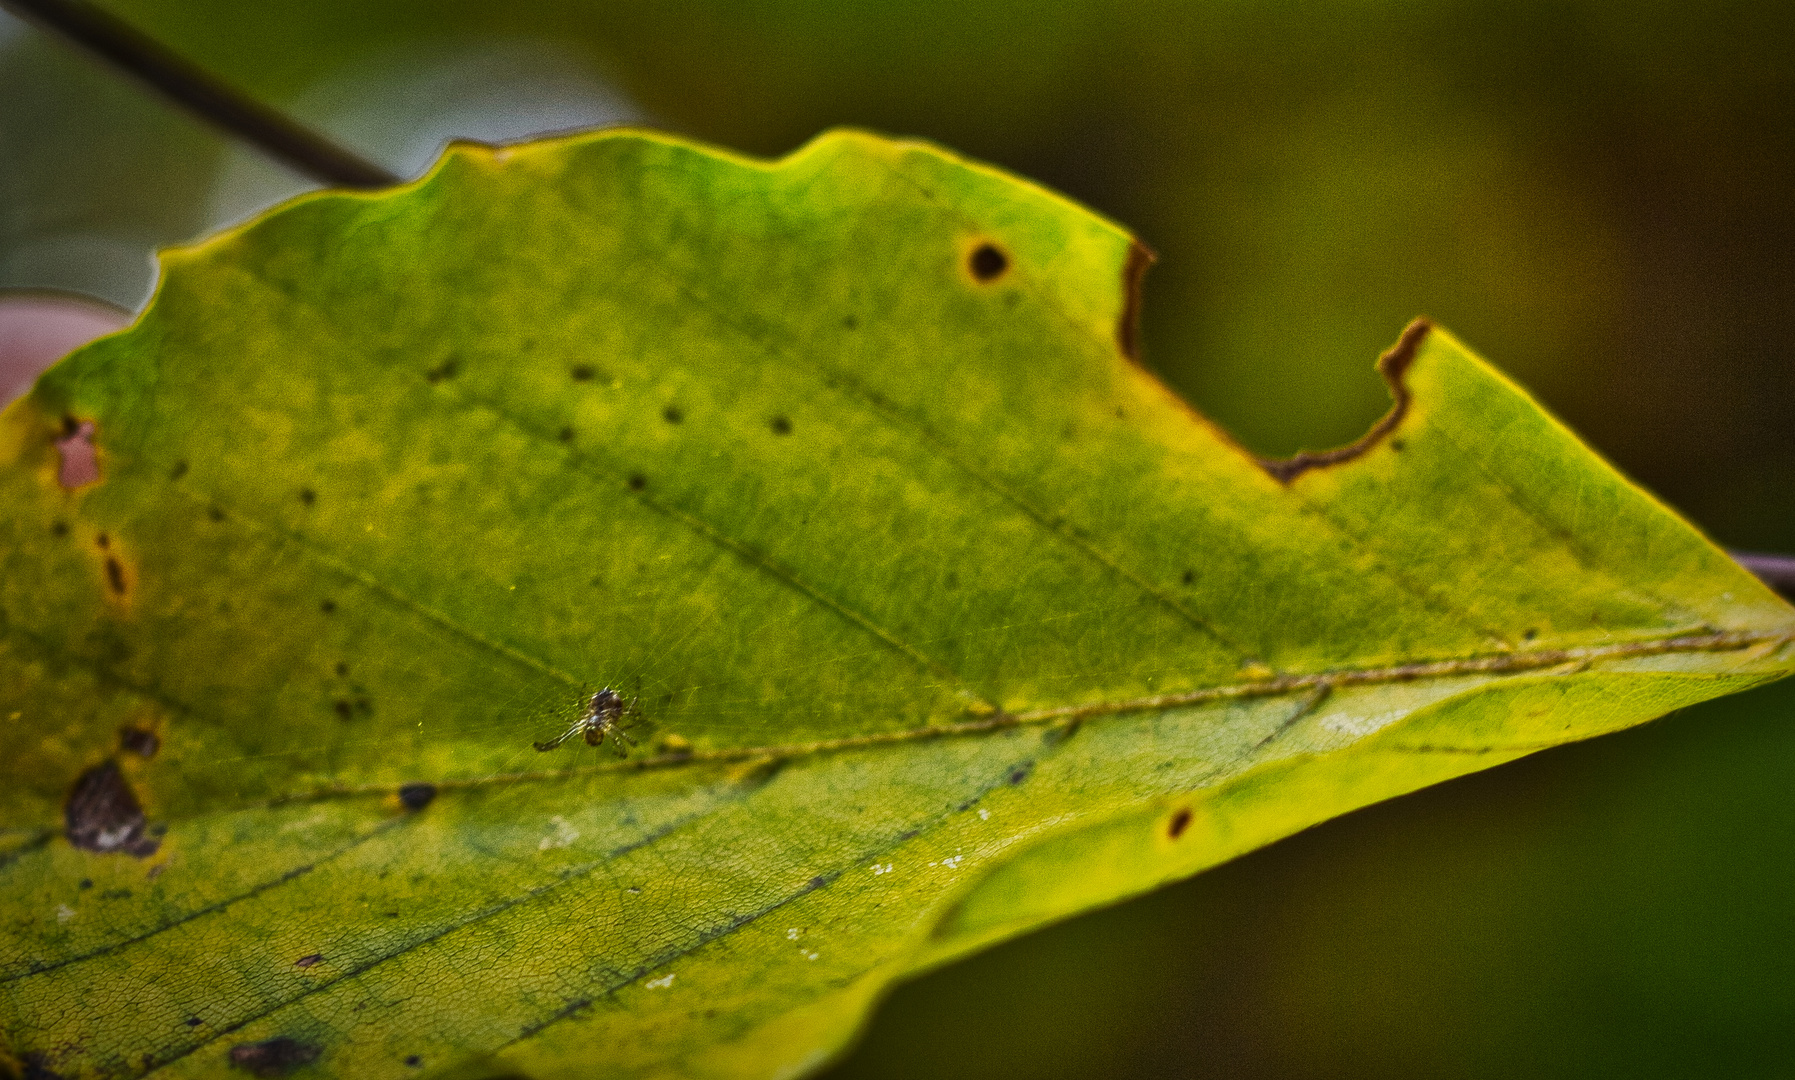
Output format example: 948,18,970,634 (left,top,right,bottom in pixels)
55,418,99,489
105,557,126,595
294,953,324,968
969,243,1008,282
65,761,158,857
1258,318,1432,483
1168,807,1193,839
228,1037,319,1076
663,405,683,424
627,473,646,491
118,726,159,758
